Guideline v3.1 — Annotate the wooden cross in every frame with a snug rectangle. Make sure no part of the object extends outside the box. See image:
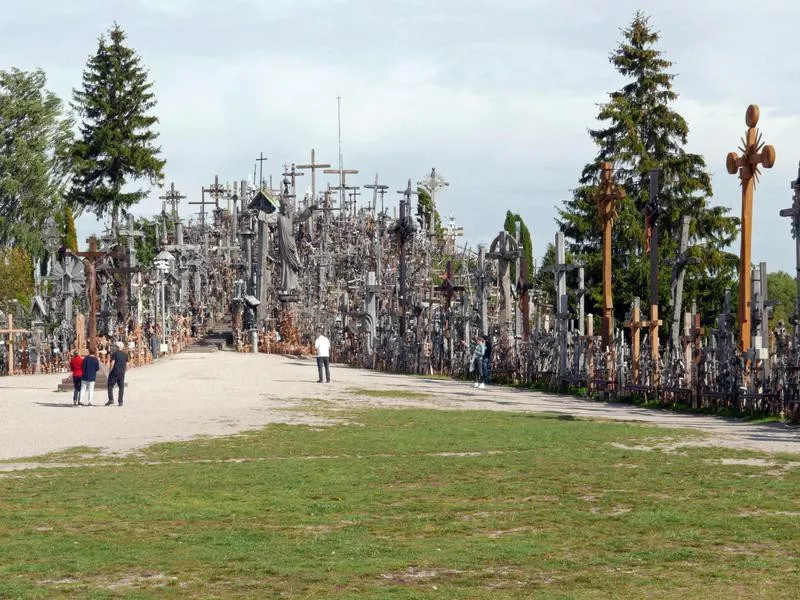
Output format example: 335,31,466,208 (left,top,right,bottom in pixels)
296,149,331,208
642,169,664,385
324,164,359,210
159,182,186,218
347,186,361,216
0,314,28,375
689,308,705,367
255,152,268,189
725,104,776,353
364,173,389,215
588,161,625,350
434,260,465,311
74,236,107,354
624,297,646,384
281,163,304,199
